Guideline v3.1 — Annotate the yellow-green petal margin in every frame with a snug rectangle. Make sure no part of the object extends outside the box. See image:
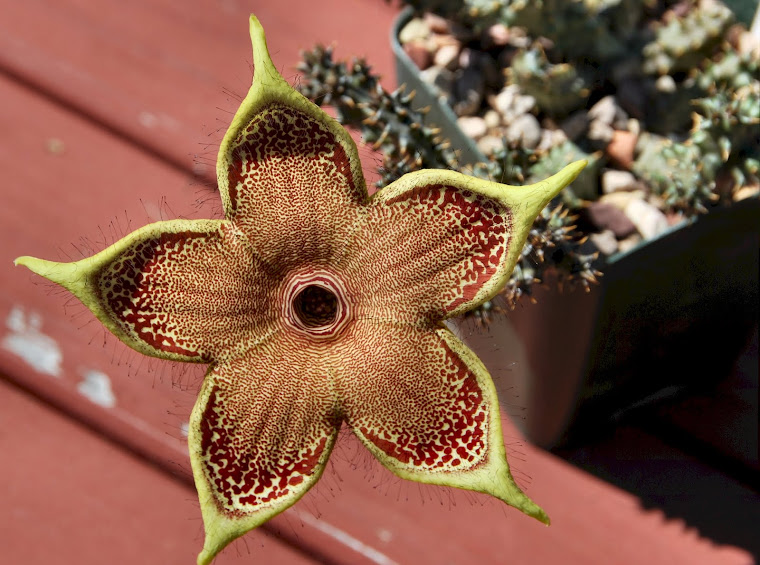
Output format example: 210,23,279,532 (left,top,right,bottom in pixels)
216,15,367,219
376,160,586,318
189,362,339,565
15,219,228,362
